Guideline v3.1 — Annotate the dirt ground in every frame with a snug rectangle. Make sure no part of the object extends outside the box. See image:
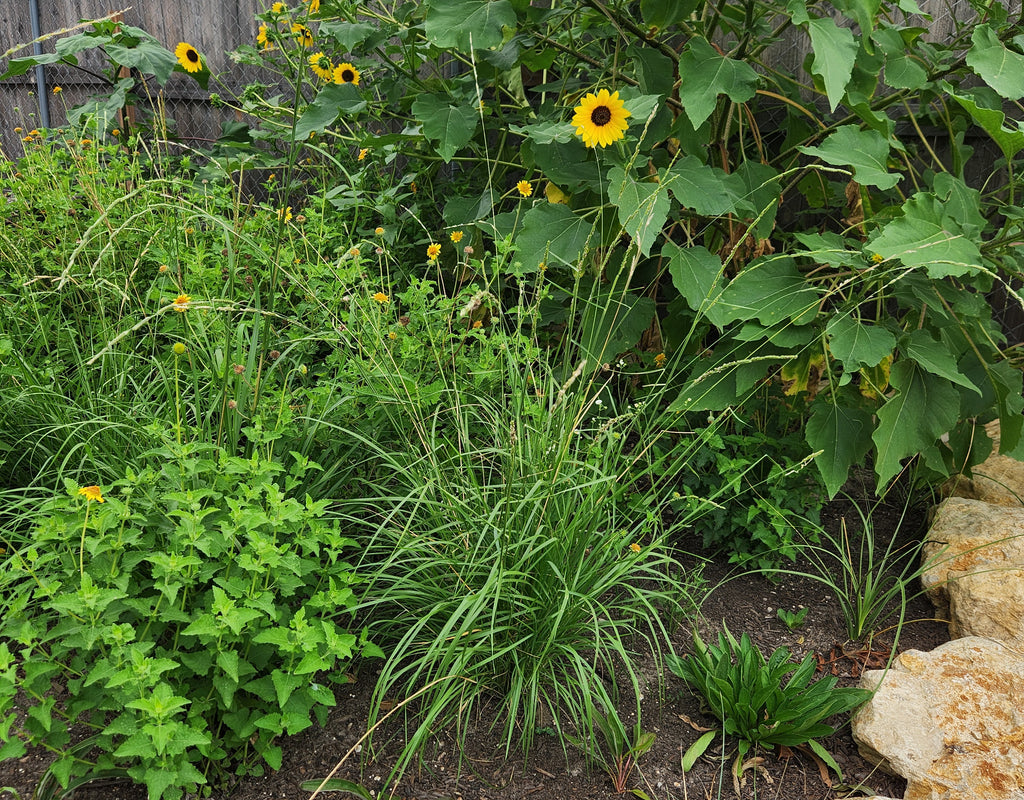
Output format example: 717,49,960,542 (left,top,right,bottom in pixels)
0,494,947,800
